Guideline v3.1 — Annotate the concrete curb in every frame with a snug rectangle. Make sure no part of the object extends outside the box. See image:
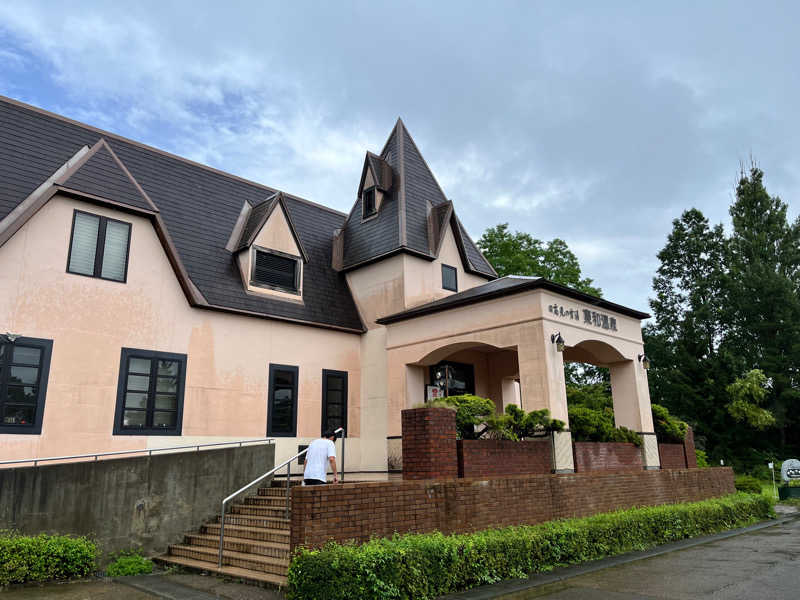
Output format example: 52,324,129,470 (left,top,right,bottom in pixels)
439,514,799,599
